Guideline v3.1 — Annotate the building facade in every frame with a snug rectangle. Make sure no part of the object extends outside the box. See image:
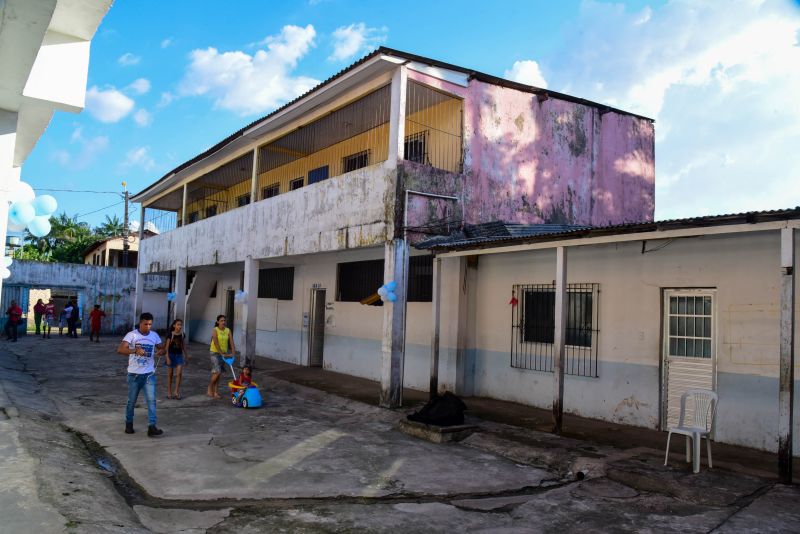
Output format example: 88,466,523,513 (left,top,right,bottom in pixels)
132,48,655,407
